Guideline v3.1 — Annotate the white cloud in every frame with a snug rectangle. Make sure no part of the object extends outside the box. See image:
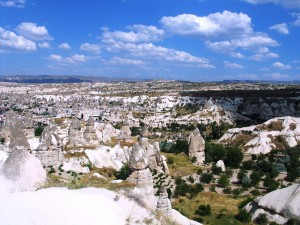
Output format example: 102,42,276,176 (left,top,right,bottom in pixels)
224,61,244,69
16,22,52,41
206,34,278,58
80,43,101,54
48,54,88,65
37,42,50,49
269,23,289,34
104,39,214,68
58,43,71,50
0,0,25,8
0,27,36,52
272,62,292,70
292,13,300,26
267,72,290,79
242,0,300,9
160,11,253,39
101,25,165,43
109,57,145,65
249,52,279,61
